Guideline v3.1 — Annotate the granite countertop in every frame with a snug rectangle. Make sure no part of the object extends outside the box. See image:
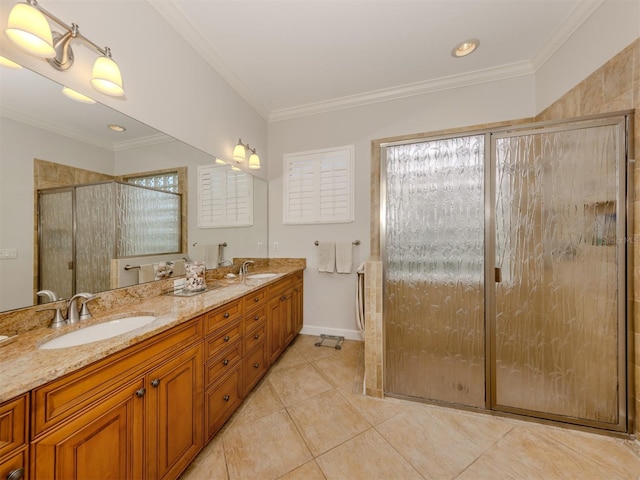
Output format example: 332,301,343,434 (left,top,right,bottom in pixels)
0,266,303,403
